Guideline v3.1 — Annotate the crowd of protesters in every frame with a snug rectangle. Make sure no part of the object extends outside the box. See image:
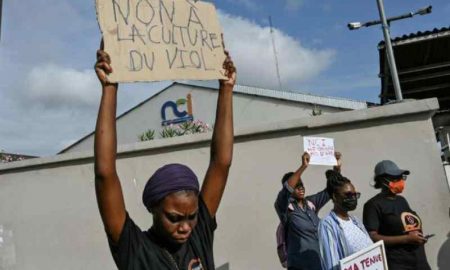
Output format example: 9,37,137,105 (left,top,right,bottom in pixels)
93,40,431,270
275,153,431,270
